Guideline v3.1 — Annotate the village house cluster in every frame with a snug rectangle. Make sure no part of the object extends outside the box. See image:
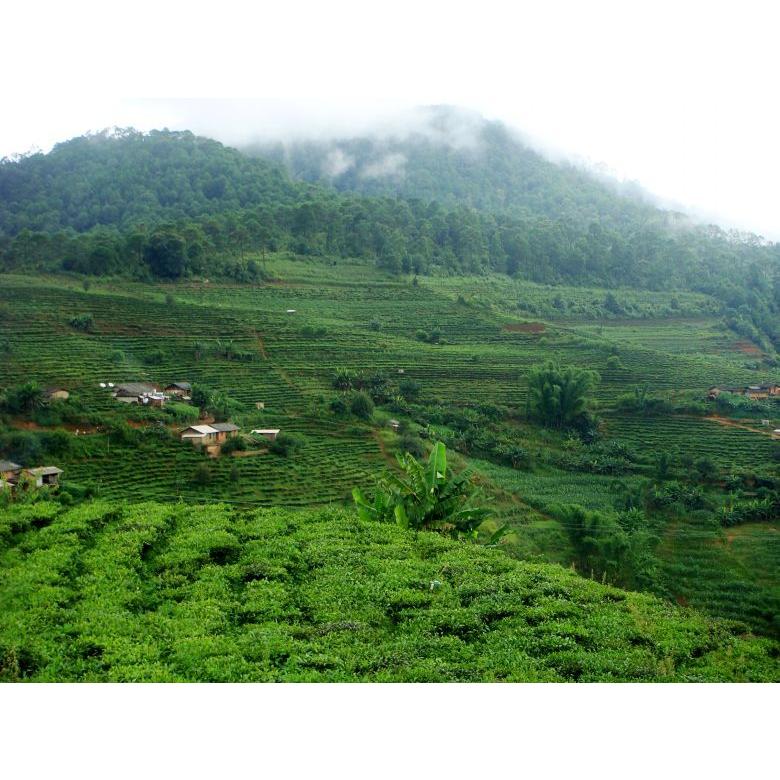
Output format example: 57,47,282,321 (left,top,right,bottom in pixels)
112,381,192,407
707,383,780,401
0,461,63,493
